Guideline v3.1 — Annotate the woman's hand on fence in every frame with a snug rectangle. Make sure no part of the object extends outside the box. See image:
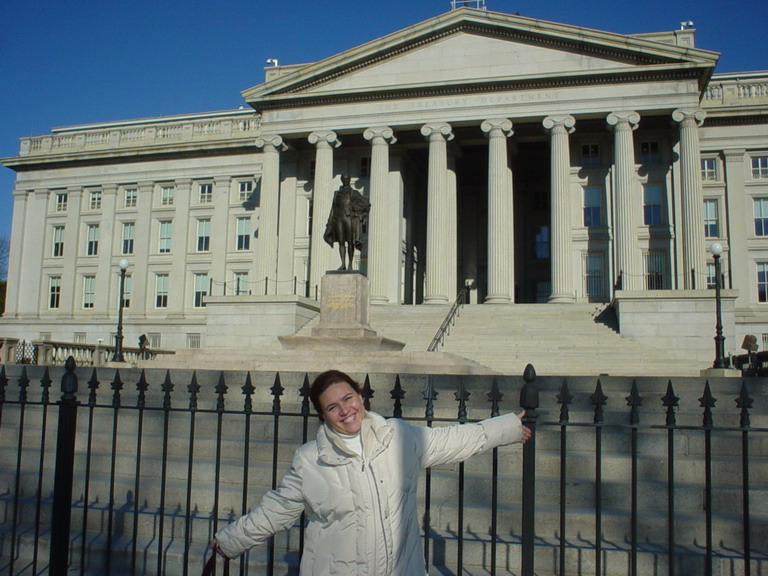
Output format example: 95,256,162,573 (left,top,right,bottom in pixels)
209,538,229,559
516,410,532,444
